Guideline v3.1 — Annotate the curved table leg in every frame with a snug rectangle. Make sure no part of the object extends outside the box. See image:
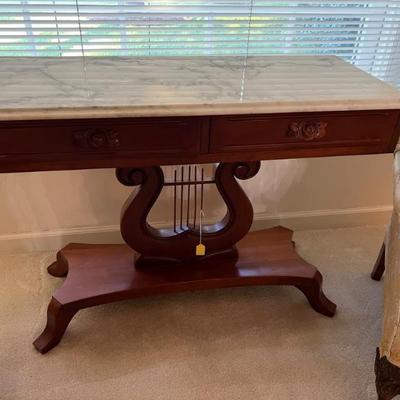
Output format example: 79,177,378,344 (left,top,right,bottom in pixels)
371,242,385,281
296,271,337,317
33,298,78,354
